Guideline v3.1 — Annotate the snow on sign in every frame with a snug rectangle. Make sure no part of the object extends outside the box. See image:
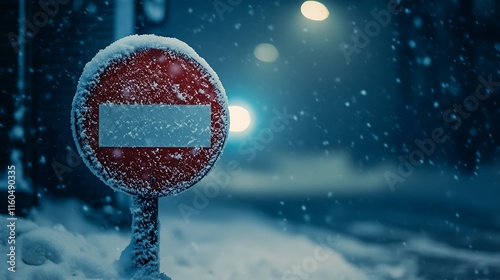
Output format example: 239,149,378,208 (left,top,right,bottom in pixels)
72,35,228,278
71,35,229,198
